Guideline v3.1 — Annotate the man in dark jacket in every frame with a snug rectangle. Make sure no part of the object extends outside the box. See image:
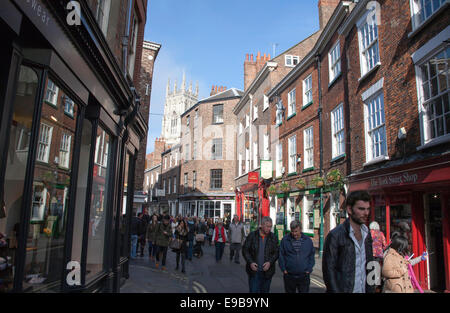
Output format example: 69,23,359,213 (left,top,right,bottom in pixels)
279,220,315,293
137,213,148,257
242,216,279,293
322,190,375,293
